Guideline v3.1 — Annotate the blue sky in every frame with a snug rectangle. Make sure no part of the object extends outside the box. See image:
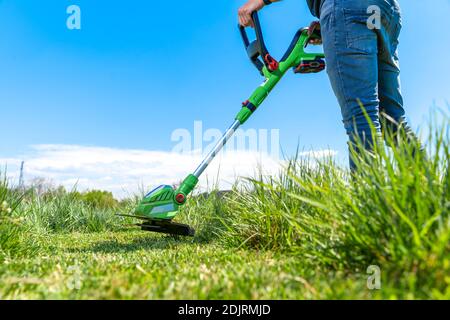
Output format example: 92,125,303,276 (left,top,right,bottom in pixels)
0,1,449,195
